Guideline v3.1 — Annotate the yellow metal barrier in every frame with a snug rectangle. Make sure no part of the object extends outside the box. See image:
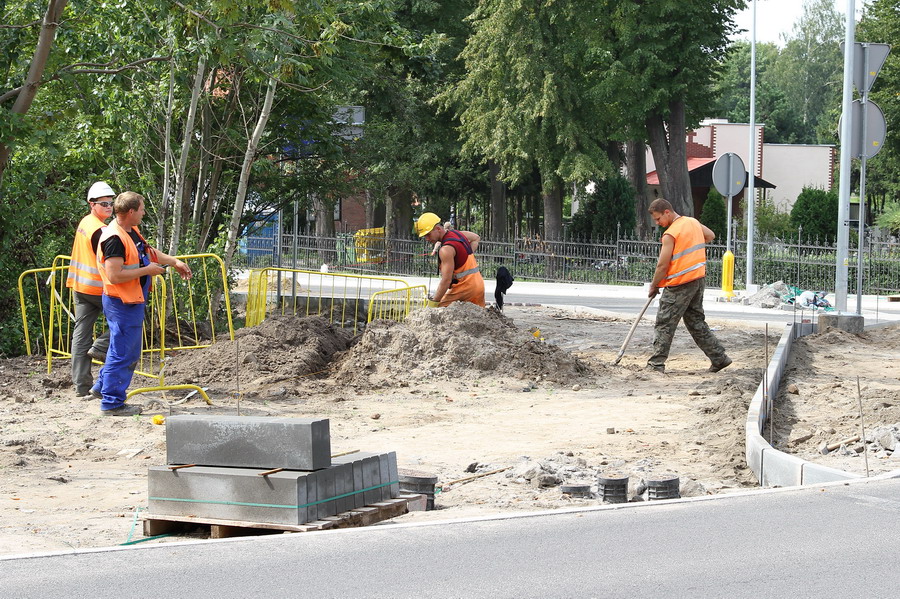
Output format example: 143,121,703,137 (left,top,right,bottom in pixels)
353,227,385,263
27,253,234,404
721,250,735,299
245,267,409,335
367,285,429,324
17,262,68,356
